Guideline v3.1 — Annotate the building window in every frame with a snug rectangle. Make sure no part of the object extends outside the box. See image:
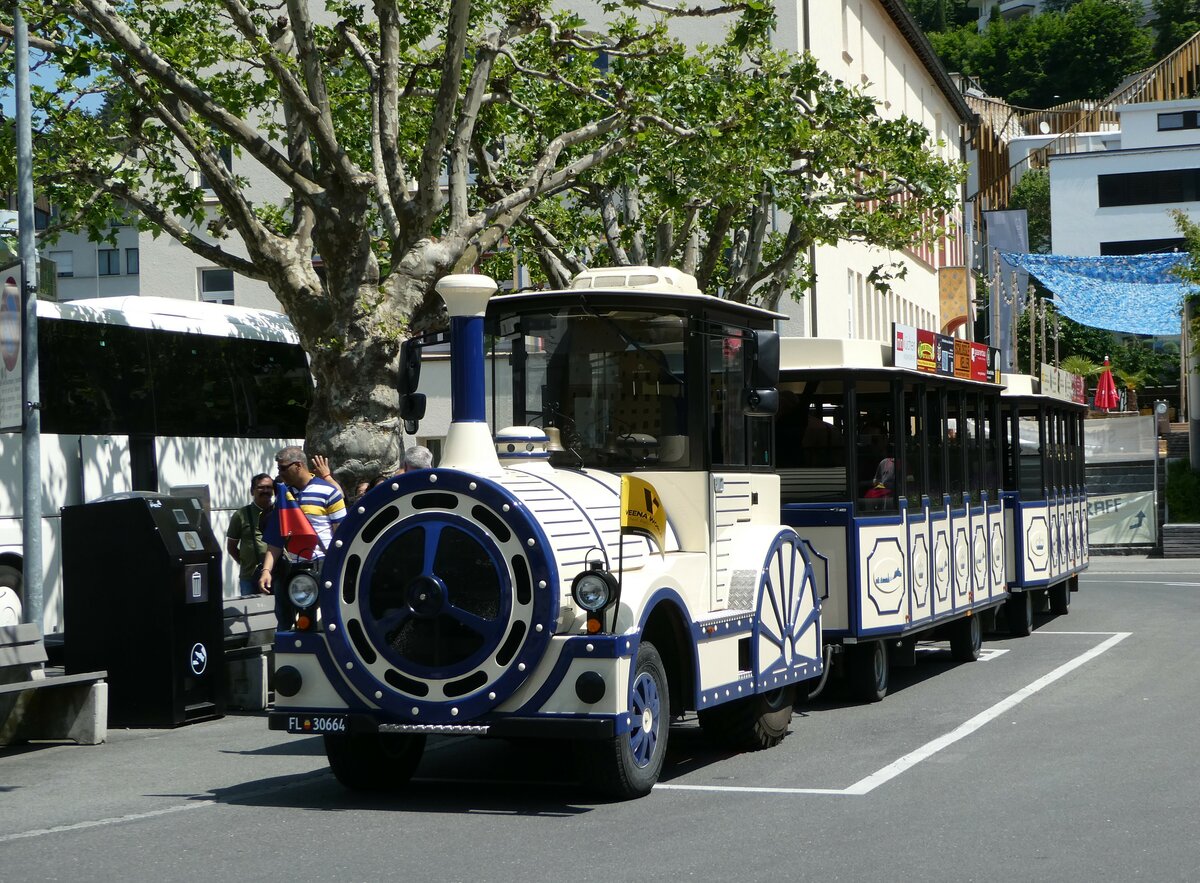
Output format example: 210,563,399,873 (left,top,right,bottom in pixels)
98,249,121,276
200,268,235,304
1158,111,1200,131
50,251,74,277
199,144,234,190
1100,237,1187,255
126,248,139,275
1098,168,1200,207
